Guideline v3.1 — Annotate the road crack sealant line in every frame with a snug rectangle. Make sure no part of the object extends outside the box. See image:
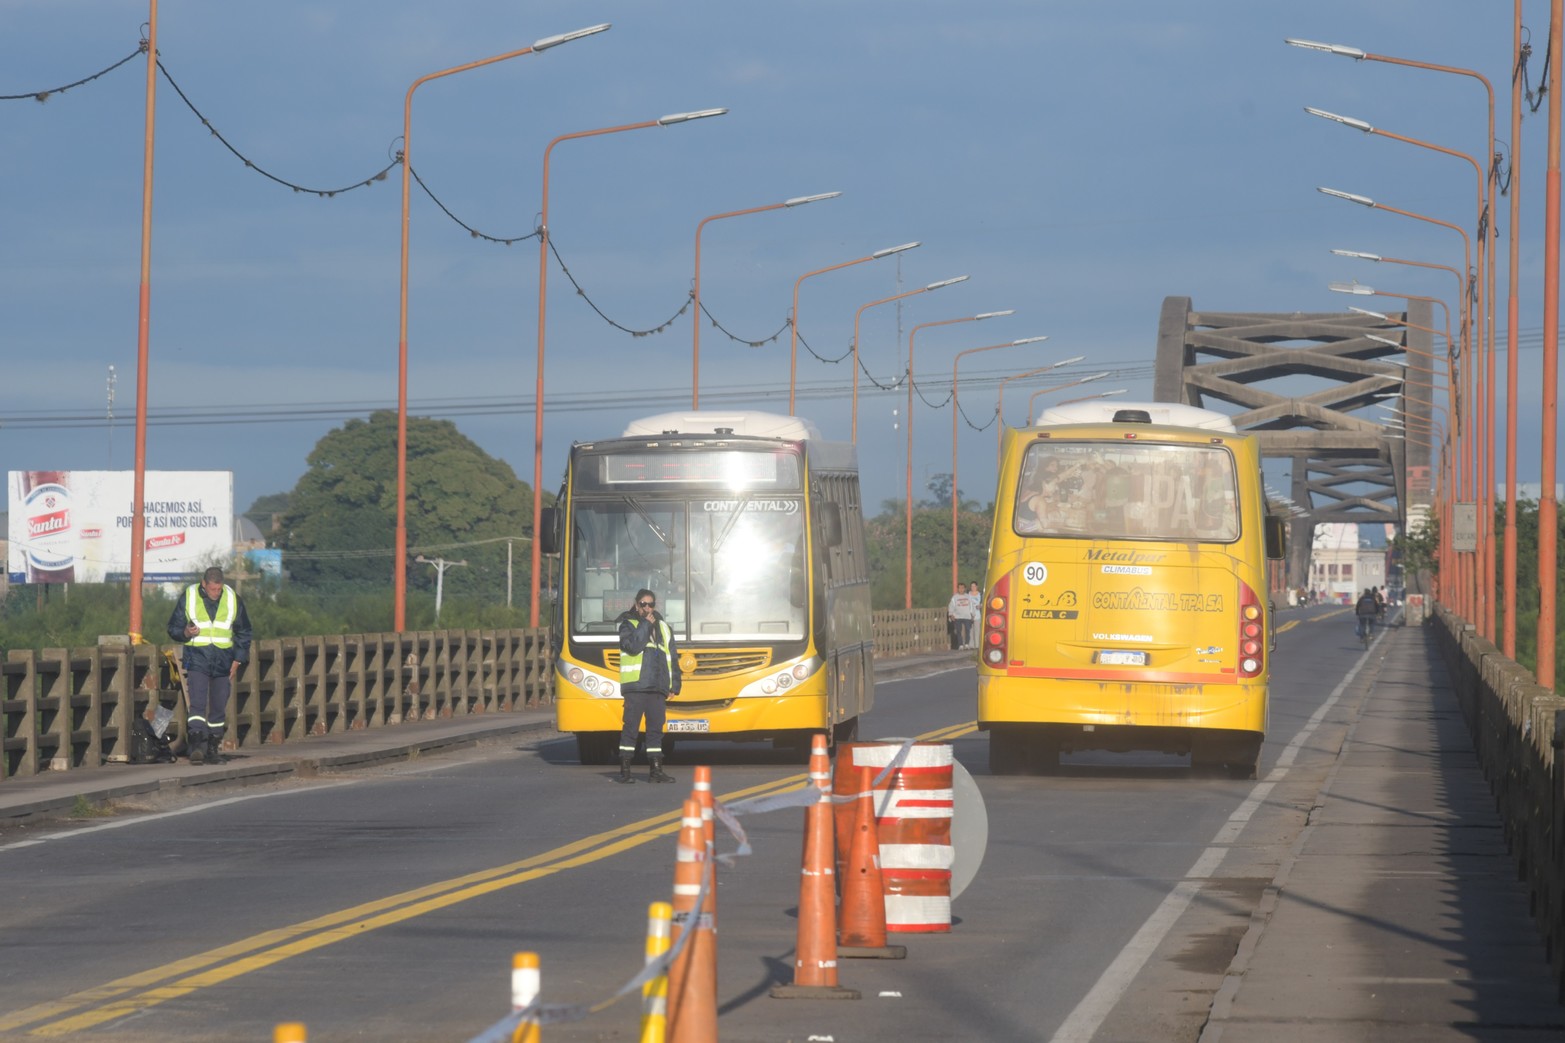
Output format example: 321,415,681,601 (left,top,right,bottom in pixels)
12,725,972,1037
1047,624,1389,1043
